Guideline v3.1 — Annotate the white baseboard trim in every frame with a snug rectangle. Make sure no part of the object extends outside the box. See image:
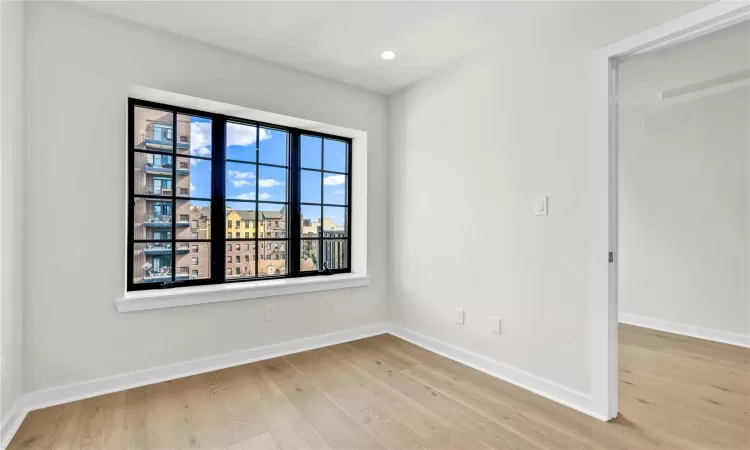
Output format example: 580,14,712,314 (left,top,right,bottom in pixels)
619,313,750,349
1,401,27,450
3,321,612,448
386,325,608,422
2,322,389,449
